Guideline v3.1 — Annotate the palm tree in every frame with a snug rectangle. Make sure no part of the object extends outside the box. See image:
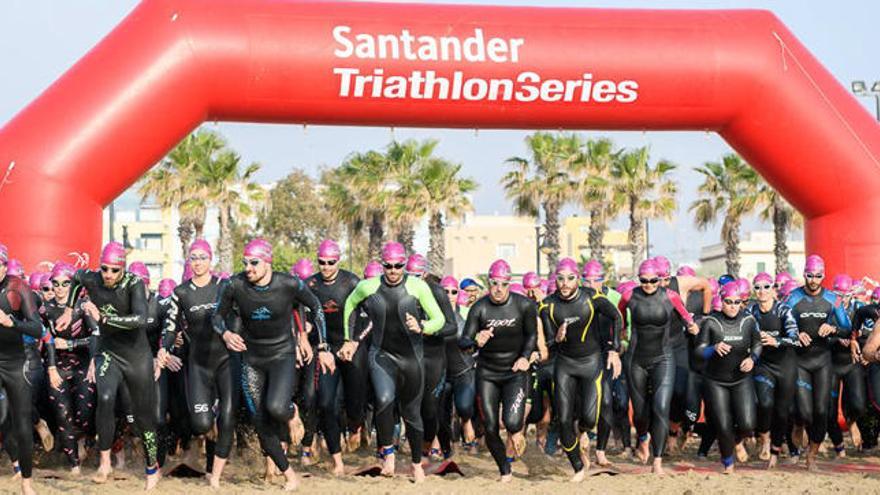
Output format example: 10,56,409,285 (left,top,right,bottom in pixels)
574,138,621,263
502,132,582,270
188,150,264,273
610,146,678,274
690,153,760,277
386,139,440,252
138,130,225,258
755,180,804,274
394,157,477,275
